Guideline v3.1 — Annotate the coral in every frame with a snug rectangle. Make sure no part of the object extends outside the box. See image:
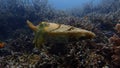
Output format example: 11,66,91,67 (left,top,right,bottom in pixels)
109,34,120,45
27,20,96,49
6,29,34,53
115,23,120,33
108,24,120,67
